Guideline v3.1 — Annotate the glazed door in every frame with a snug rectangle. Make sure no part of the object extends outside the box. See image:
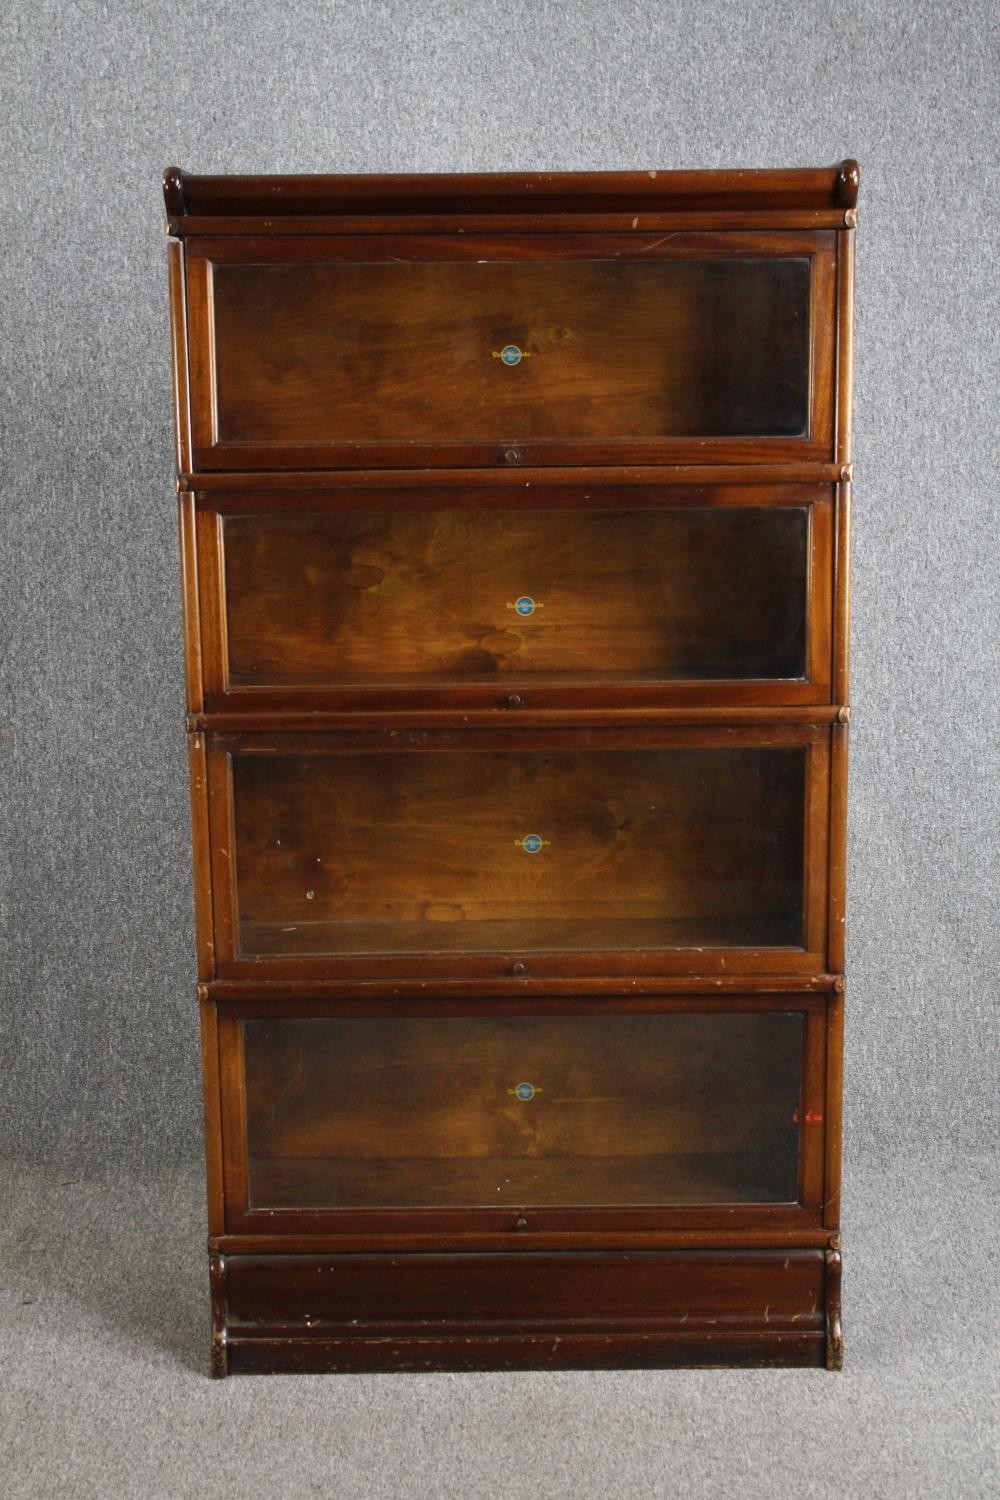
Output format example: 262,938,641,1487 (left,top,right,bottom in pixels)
184,231,836,468
206,725,831,980
191,482,834,713
217,996,829,1236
